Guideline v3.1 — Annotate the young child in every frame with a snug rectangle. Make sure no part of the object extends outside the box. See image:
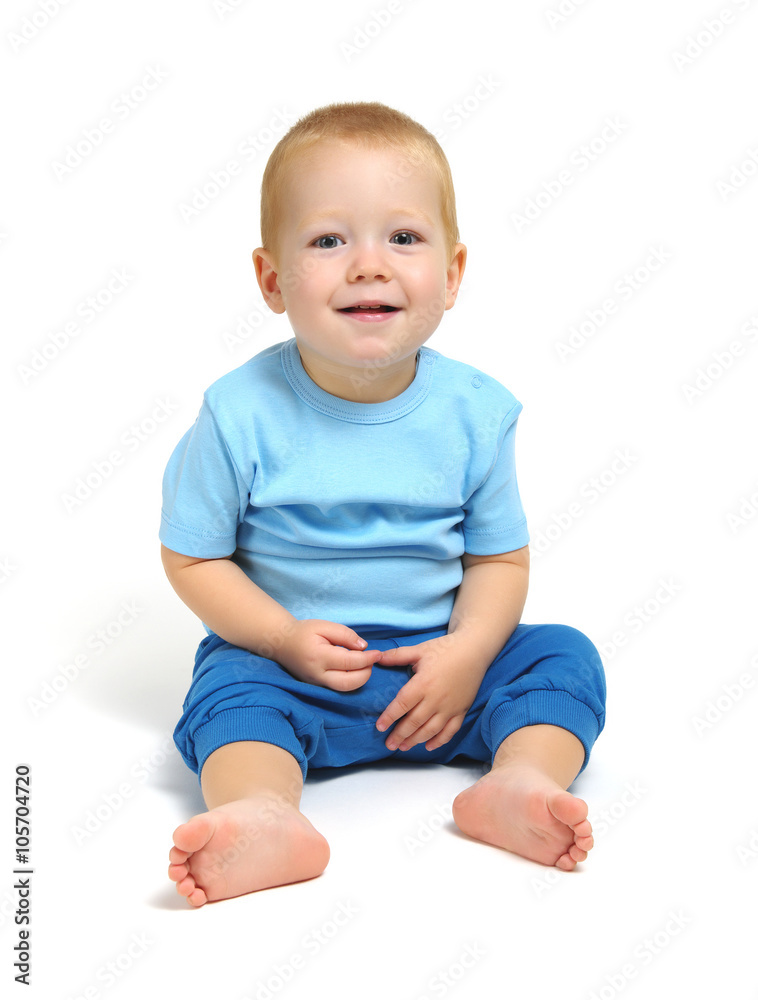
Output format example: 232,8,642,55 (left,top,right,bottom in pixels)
161,101,606,907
